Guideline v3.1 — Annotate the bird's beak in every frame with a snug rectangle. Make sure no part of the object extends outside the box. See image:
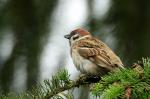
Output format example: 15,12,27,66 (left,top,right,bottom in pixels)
64,34,71,39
